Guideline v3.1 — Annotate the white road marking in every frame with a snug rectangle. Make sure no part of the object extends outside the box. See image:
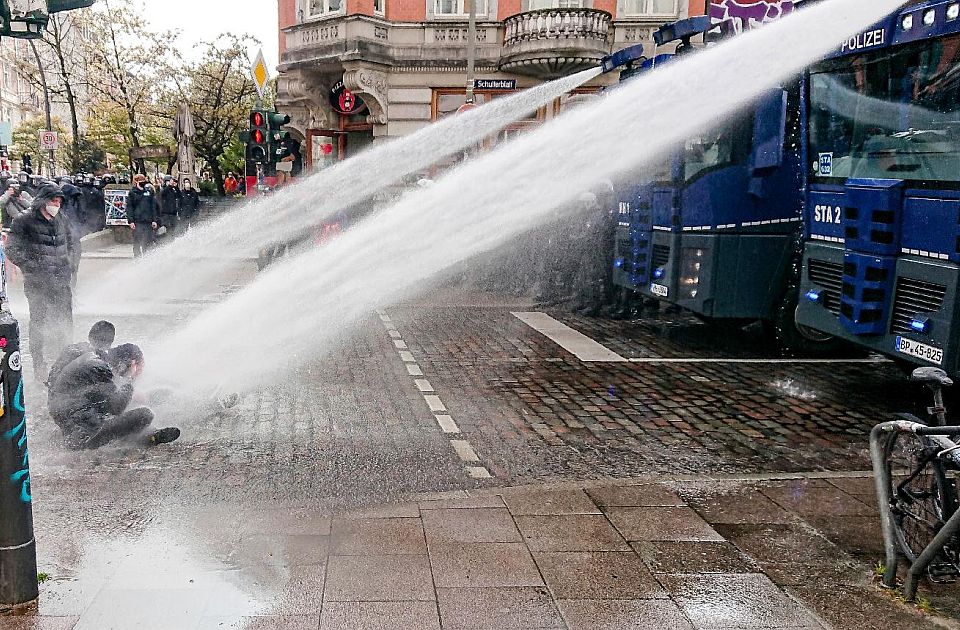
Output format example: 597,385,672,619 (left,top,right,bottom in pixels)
627,357,889,364
467,466,492,479
435,415,460,434
451,440,481,463
512,312,628,362
423,395,447,412
379,308,492,480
